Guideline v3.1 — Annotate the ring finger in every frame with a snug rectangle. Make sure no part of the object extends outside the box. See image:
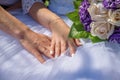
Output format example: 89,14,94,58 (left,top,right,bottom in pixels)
55,41,61,58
